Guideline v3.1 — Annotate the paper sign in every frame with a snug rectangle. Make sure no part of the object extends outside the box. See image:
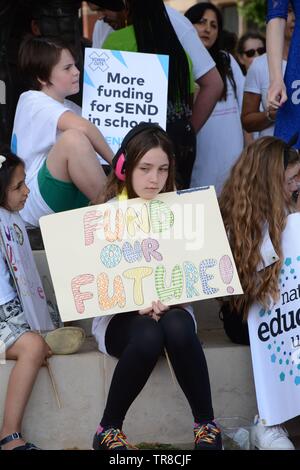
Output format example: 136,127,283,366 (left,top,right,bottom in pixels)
82,48,169,153
248,213,300,425
40,187,243,322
